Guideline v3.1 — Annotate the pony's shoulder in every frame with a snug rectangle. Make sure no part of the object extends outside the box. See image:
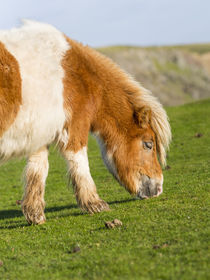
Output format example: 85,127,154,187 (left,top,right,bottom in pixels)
0,20,70,63
0,20,68,49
